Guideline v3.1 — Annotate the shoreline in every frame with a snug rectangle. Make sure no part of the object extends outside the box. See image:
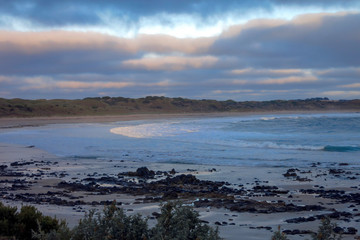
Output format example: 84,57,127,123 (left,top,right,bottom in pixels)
0,110,358,129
